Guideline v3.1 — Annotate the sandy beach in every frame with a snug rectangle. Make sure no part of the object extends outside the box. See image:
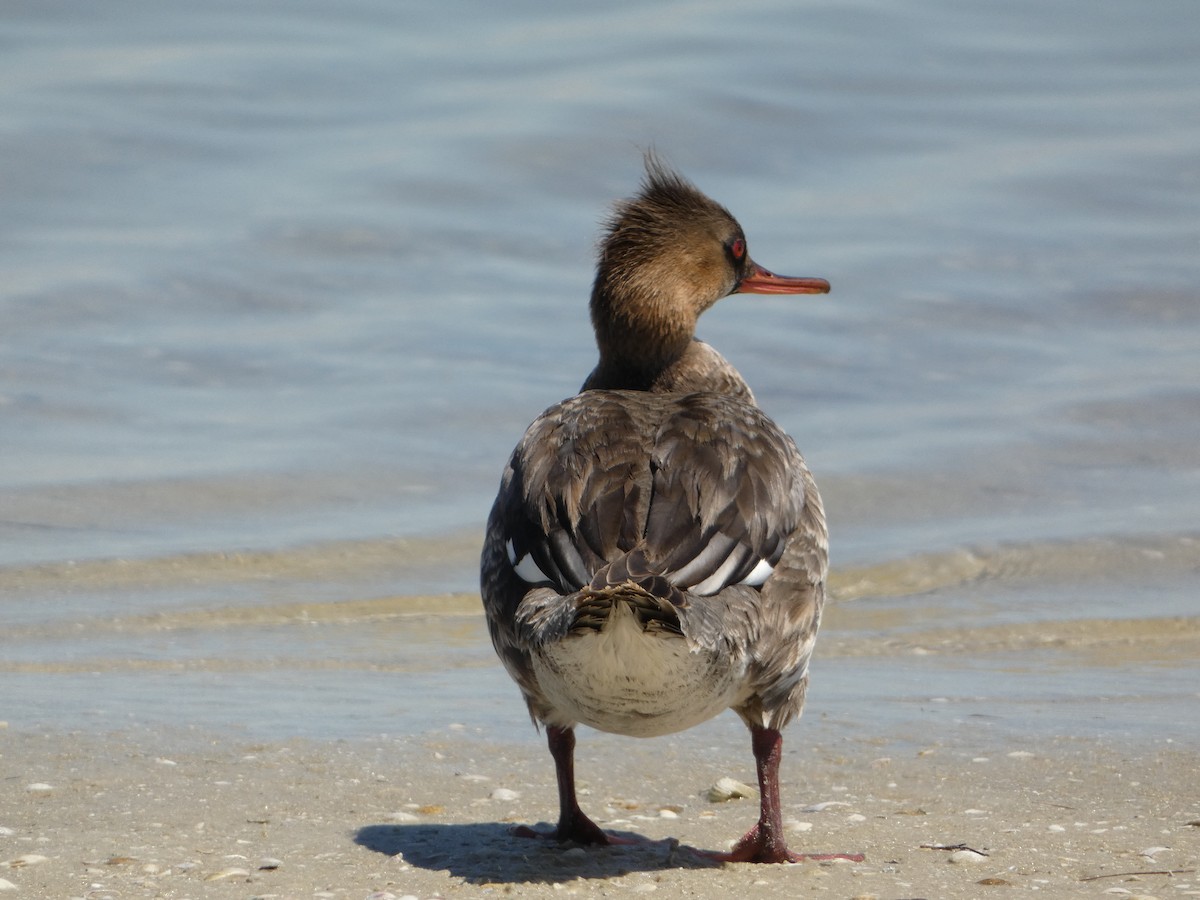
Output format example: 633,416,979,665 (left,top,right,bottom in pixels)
4,533,1200,898
3,719,1197,899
